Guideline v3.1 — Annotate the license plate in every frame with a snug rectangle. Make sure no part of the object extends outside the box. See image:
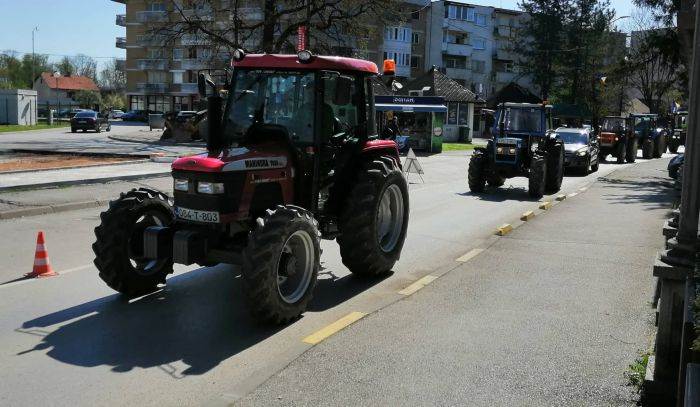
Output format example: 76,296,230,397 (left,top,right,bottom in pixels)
78,120,86,123
175,207,220,223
